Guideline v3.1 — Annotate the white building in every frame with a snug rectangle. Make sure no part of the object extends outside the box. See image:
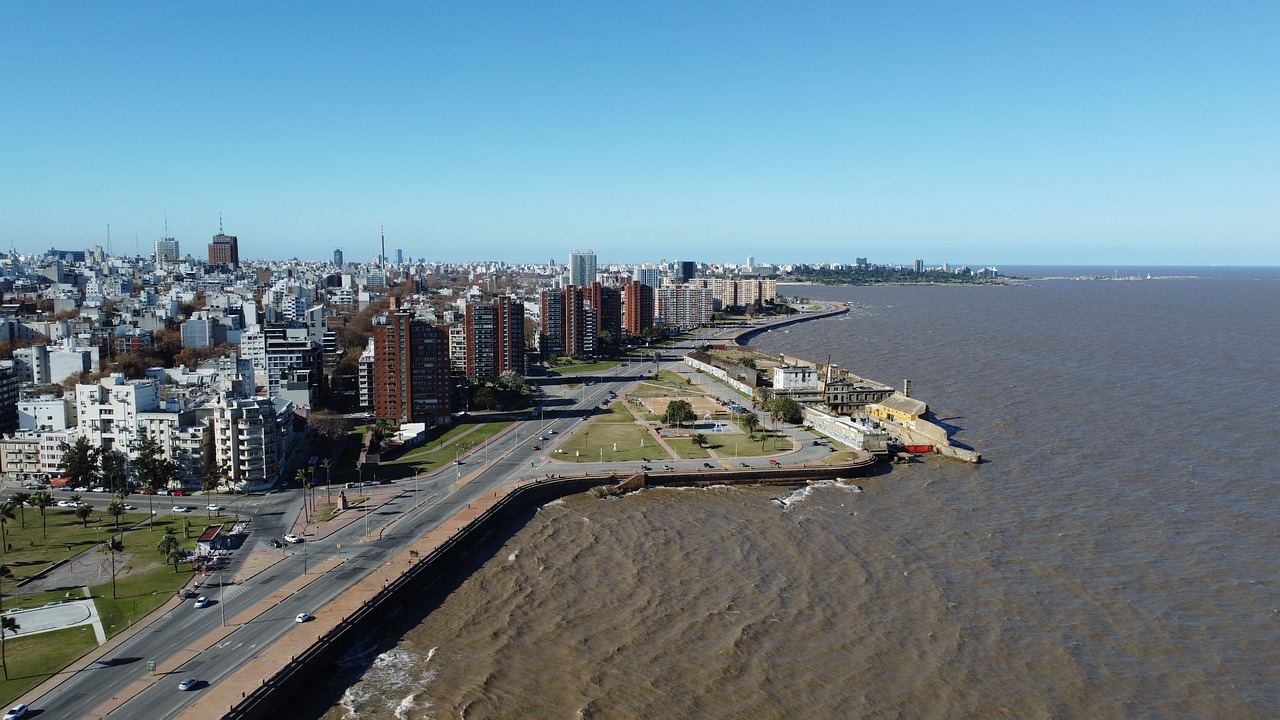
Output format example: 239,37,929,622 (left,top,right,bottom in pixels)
75,374,161,454
18,397,70,432
211,397,285,489
773,365,821,393
656,285,713,329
